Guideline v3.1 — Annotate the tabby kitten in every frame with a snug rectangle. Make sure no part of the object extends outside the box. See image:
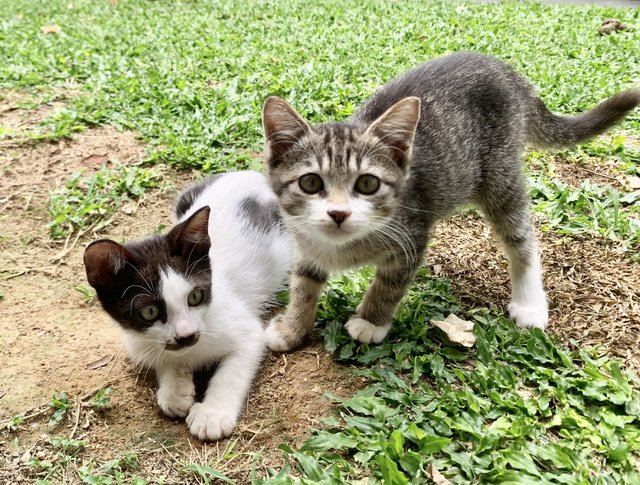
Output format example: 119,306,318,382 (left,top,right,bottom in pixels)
261,52,639,351
83,171,290,440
